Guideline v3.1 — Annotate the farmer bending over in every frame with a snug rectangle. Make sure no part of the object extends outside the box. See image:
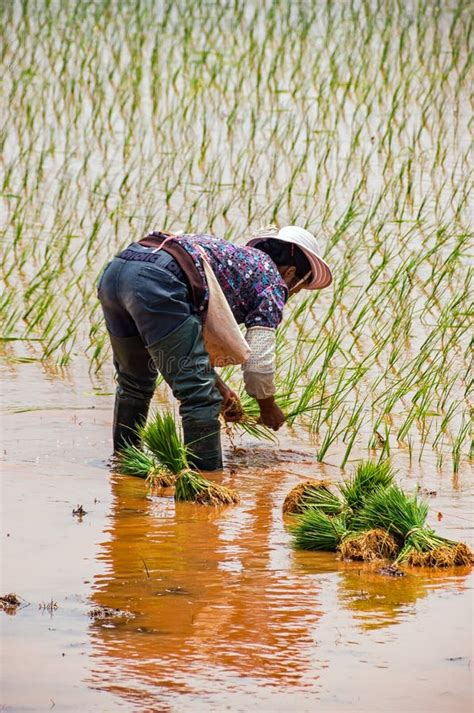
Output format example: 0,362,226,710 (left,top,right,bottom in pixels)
98,225,332,470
